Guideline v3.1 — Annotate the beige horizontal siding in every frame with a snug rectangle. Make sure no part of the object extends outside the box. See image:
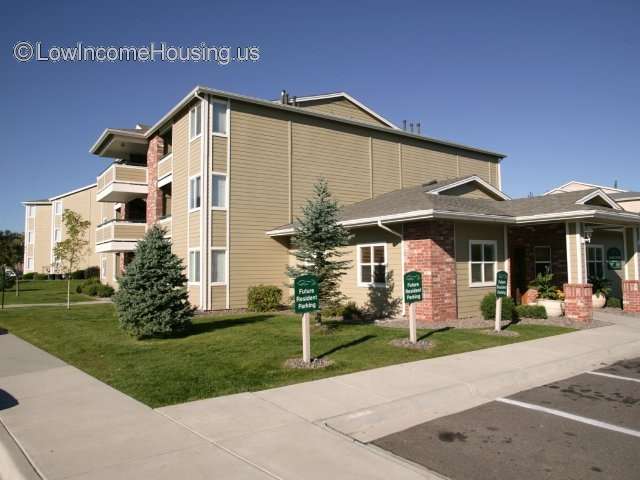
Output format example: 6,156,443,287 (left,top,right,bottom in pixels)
401,141,458,188
211,210,227,247
171,109,190,269
114,165,147,184
97,168,114,191
458,151,497,184
211,285,227,310
455,222,506,318
188,211,200,246
443,183,496,199
33,205,51,273
158,155,172,179
296,98,389,127
113,223,145,240
212,135,227,172
189,136,201,175
372,135,402,196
